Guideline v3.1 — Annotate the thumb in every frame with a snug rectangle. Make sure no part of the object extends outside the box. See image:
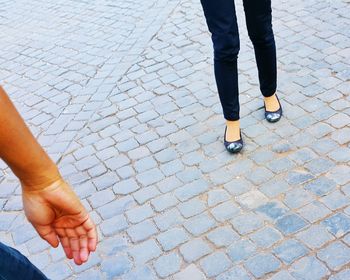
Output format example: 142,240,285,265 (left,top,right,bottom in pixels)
34,224,60,248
